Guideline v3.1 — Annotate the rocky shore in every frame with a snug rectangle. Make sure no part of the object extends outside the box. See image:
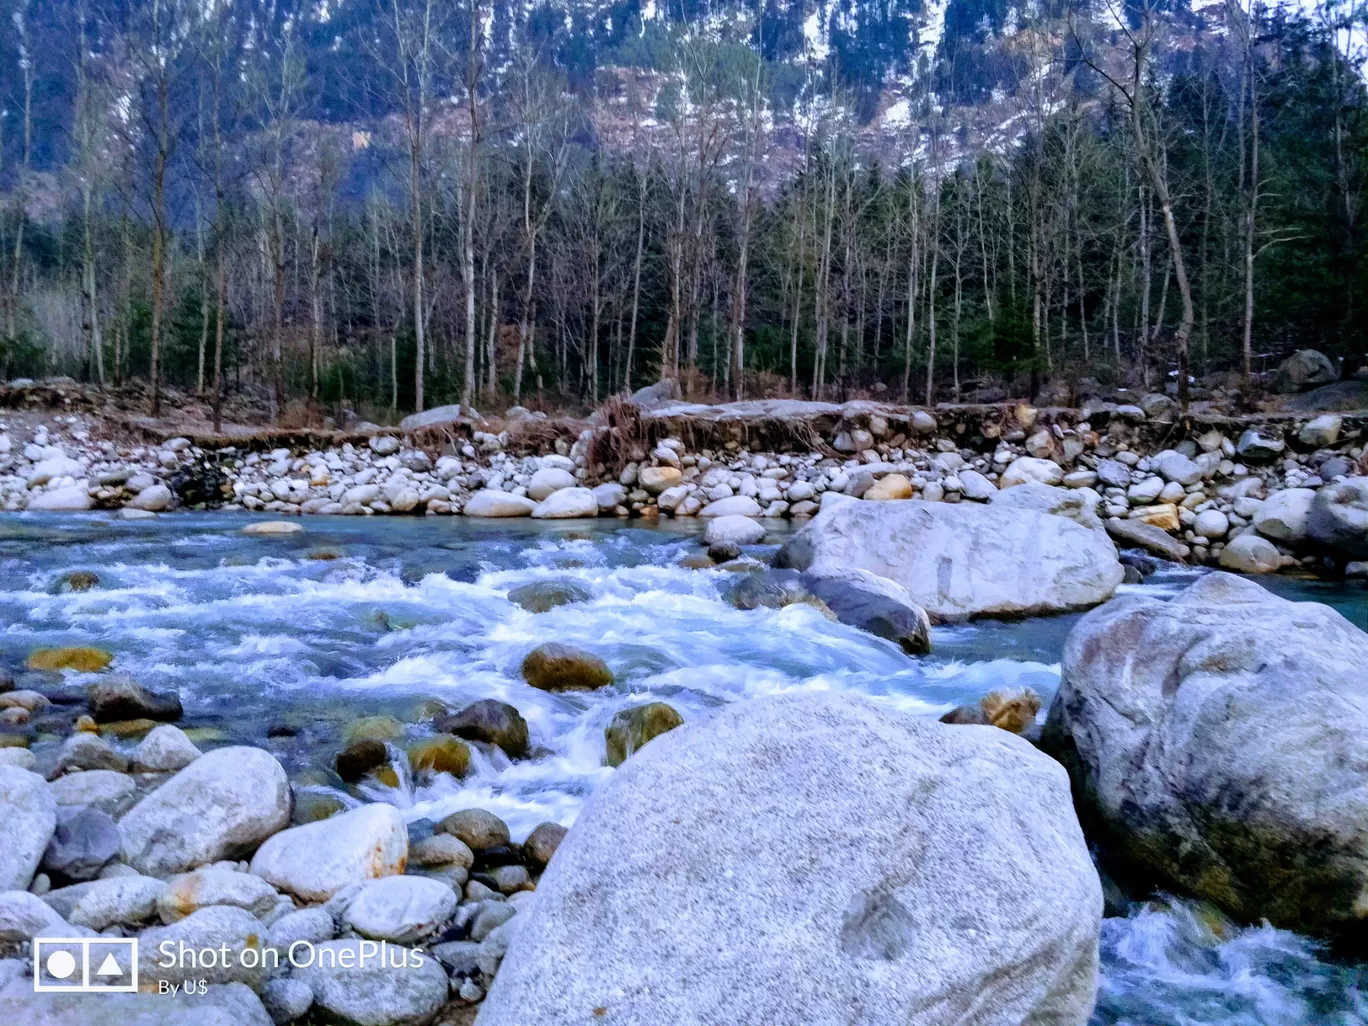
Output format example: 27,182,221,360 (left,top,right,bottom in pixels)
4,377,1368,579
